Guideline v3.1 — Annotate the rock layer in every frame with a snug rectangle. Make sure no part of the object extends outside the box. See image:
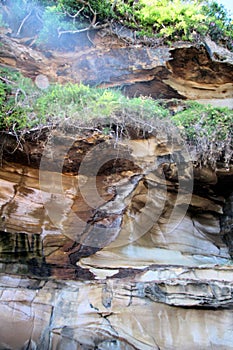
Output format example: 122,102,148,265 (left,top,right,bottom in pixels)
0,29,233,104
0,131,232,277
1,268,233,350
0,23,233,349
0,132,233,348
